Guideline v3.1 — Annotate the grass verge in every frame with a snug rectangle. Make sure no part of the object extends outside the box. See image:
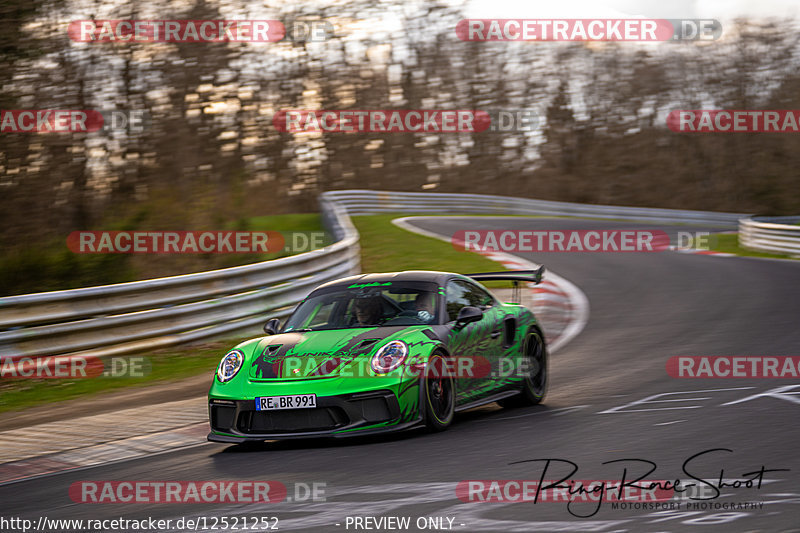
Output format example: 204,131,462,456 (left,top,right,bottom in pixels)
351,214,507,274
0,214,327,297
708,233,797,260
0,342,232,414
